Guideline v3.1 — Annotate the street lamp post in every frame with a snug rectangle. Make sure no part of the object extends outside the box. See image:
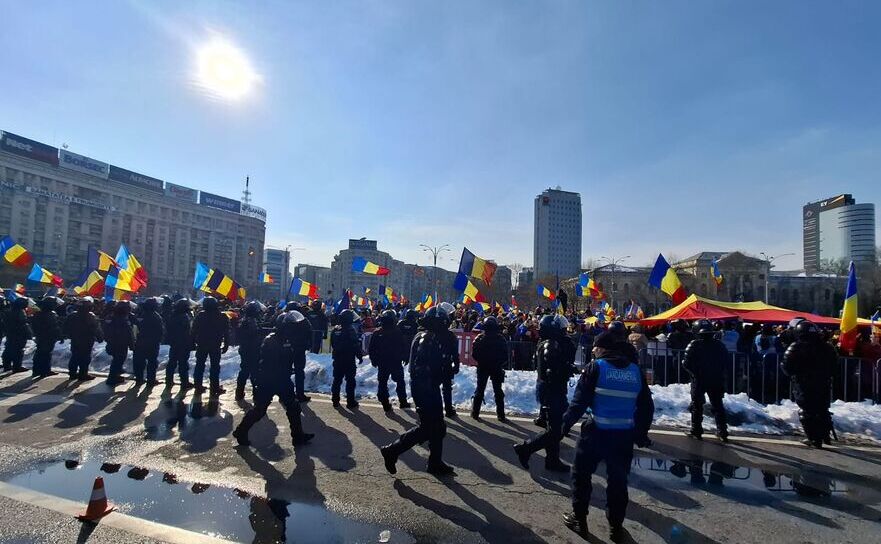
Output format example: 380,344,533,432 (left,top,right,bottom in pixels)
420,244,450,302
759,252,795,303
599,255,630,311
